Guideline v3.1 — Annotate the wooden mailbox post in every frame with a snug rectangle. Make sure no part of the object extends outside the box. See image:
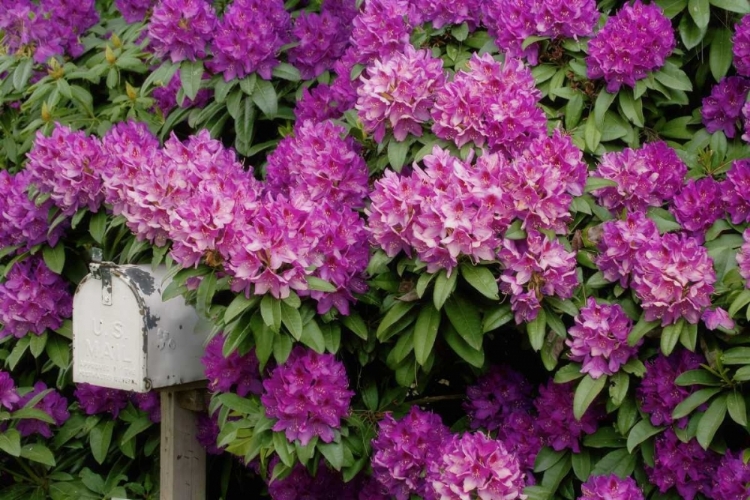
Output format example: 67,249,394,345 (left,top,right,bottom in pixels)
72,250,209,499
